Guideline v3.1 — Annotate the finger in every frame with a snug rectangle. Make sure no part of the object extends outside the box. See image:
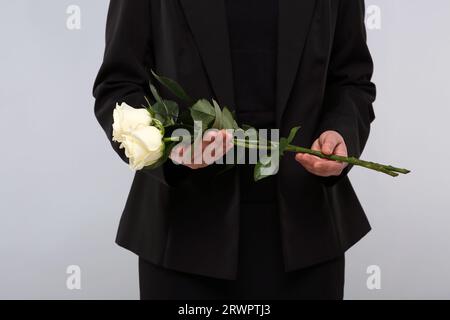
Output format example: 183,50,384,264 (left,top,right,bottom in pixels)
334,140,348,157
295,139,341,176
319,132,339,156
295,138,320,169
203,129,219,141
223,130,235,152
169,144,184,163
208,130,234,162
311,138,321,152
306,151,345,176
296,155,328,176
186,163,207,170
296,139,322,166
295,153,320,173
313,160,346,176
209,130,226,160
333,141,349,168
191,130,218,164
194,130,224,164
297,154,343,176
296,134,348,176
183,145,198,166
186,143,207,168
